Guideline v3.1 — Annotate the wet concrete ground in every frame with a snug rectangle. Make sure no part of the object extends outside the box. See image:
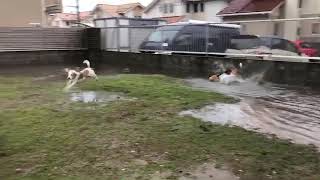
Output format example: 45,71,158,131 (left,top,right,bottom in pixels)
183,78,320,149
